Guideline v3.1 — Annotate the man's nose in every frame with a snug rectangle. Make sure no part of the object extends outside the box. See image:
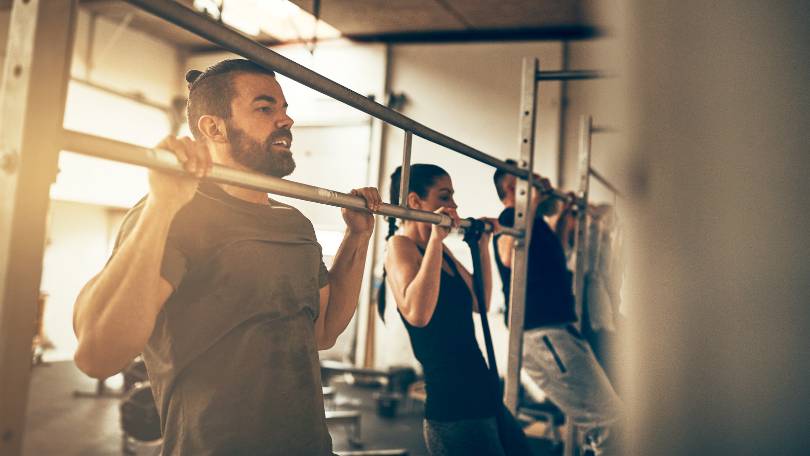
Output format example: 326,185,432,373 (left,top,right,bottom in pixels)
277,112,294,129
